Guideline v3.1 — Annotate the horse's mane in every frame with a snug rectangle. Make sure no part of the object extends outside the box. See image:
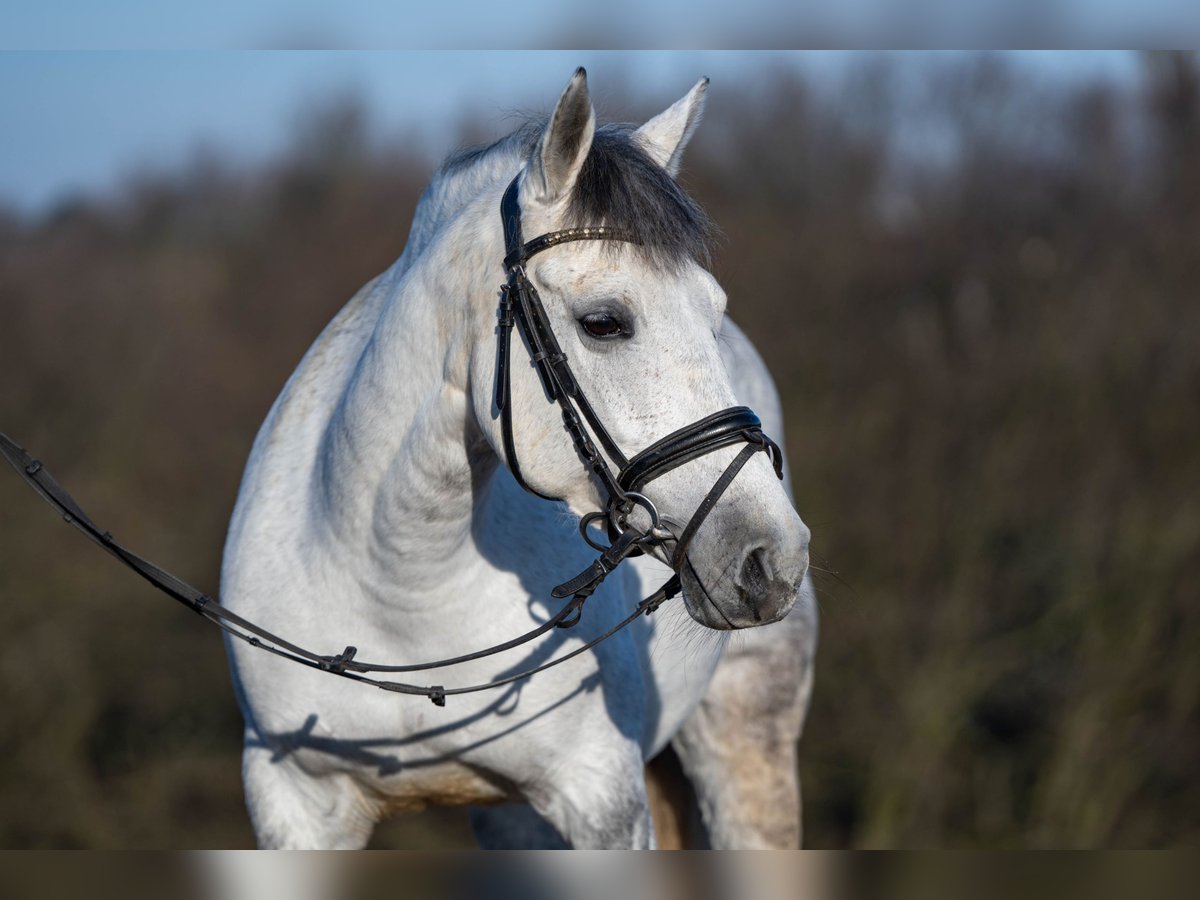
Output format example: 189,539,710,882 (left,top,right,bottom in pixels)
425,119,715,272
